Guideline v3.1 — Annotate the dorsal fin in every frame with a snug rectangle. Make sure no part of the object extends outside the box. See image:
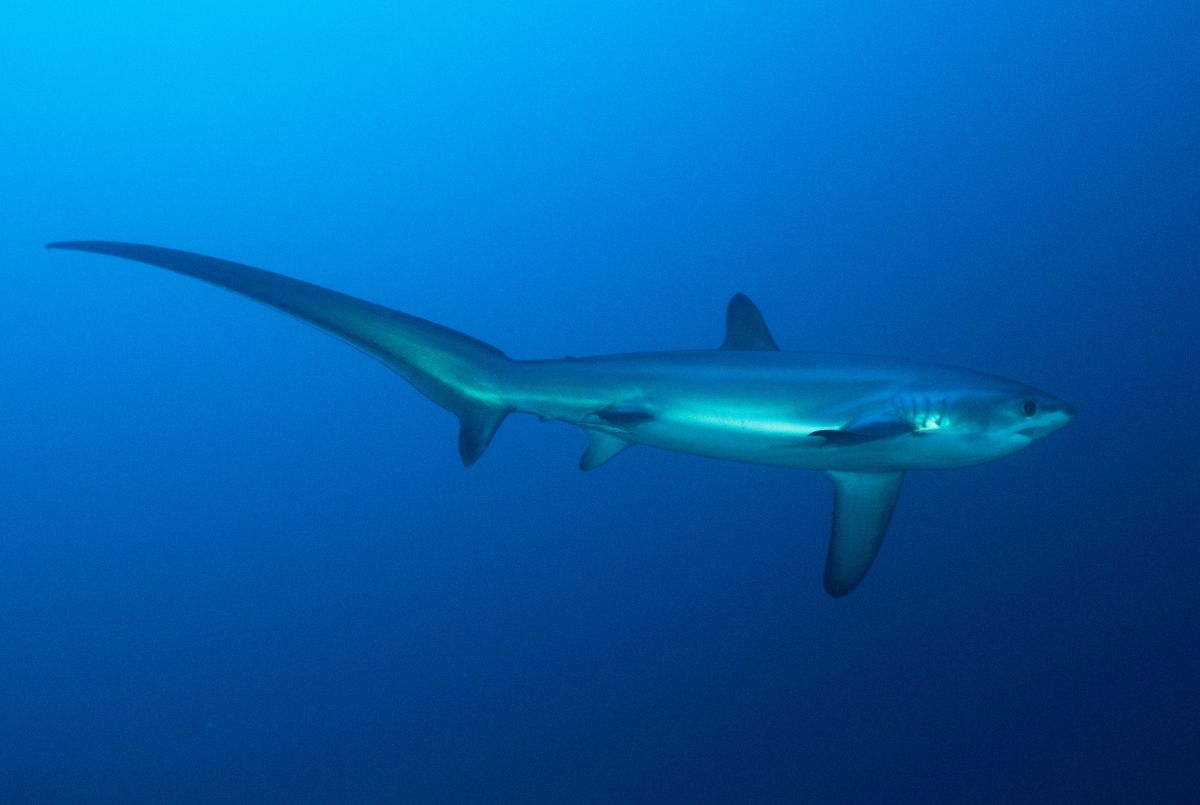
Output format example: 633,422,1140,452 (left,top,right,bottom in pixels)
719,293,779,351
